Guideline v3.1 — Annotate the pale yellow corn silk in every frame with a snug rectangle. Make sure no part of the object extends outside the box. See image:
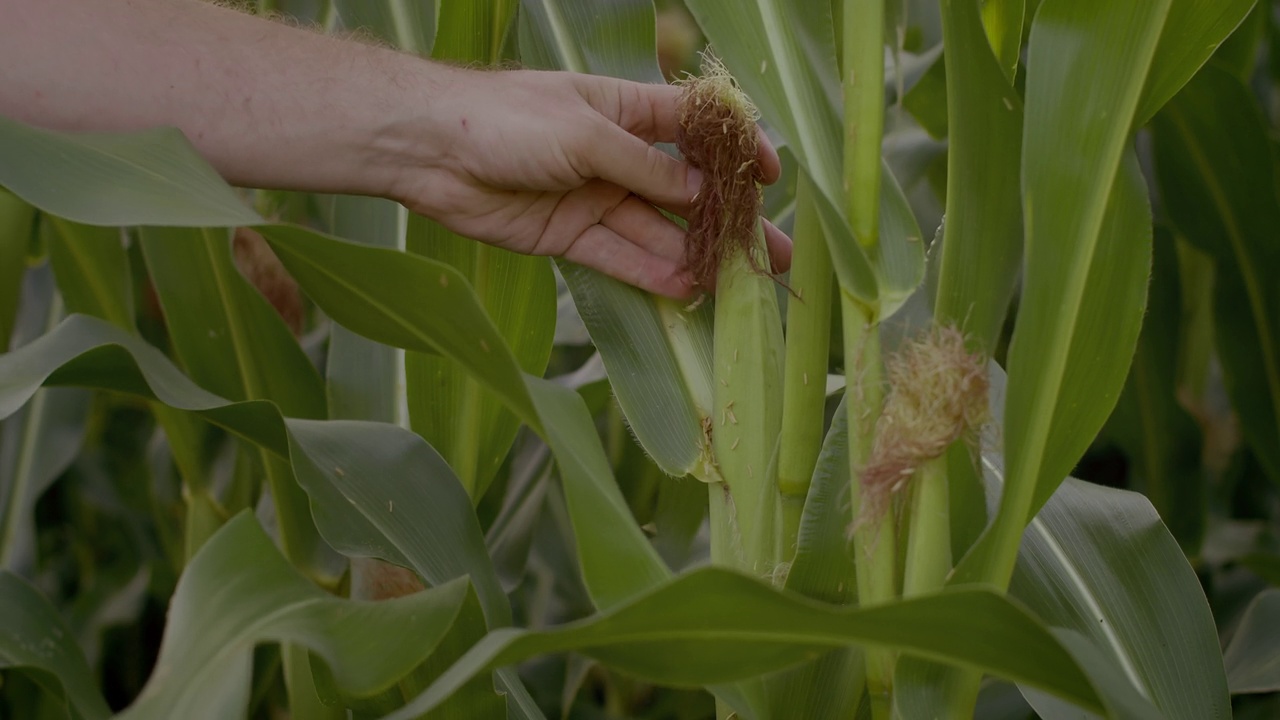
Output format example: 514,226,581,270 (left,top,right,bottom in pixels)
858,325,988,527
